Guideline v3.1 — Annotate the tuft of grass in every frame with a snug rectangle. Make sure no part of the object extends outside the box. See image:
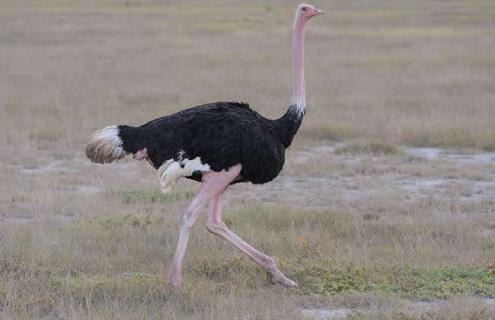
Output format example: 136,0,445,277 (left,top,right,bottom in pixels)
92,213,163,230
118,189,195,204
335,140,399,155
